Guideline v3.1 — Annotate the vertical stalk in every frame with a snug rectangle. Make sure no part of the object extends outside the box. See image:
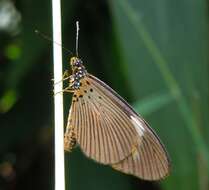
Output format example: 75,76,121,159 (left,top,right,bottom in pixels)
52,0,65,189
